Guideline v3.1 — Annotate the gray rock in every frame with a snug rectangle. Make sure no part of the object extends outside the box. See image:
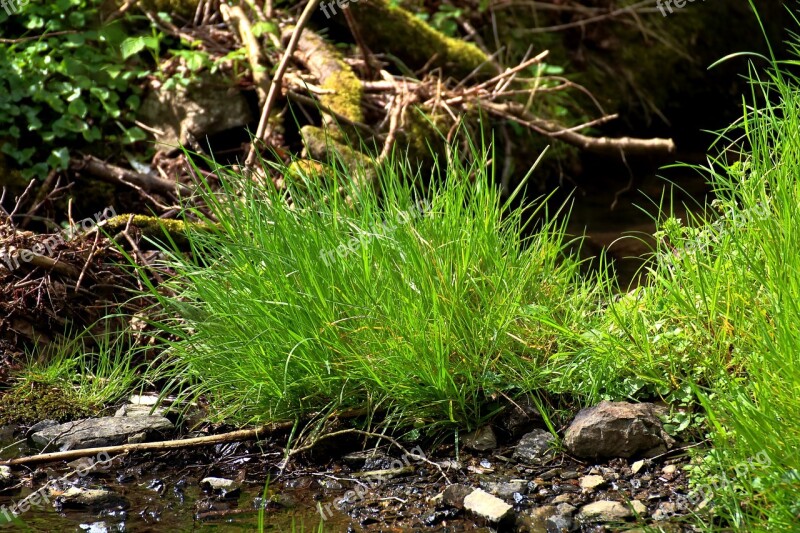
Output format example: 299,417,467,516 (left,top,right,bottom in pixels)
499,394,543,438
114,404,167,418
26,419,58,438
442,483,473,509
462,426,497,451
551,493,573,504
128,395,163,406
556,503,577,516
564,401,675,460
577,500,632,522
480,480,526,499
546,514,573,532
652,501,678,520
137,73,253,152
513,429,556,465
200,477,241,497
31,416,173,450
462,488,514,525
